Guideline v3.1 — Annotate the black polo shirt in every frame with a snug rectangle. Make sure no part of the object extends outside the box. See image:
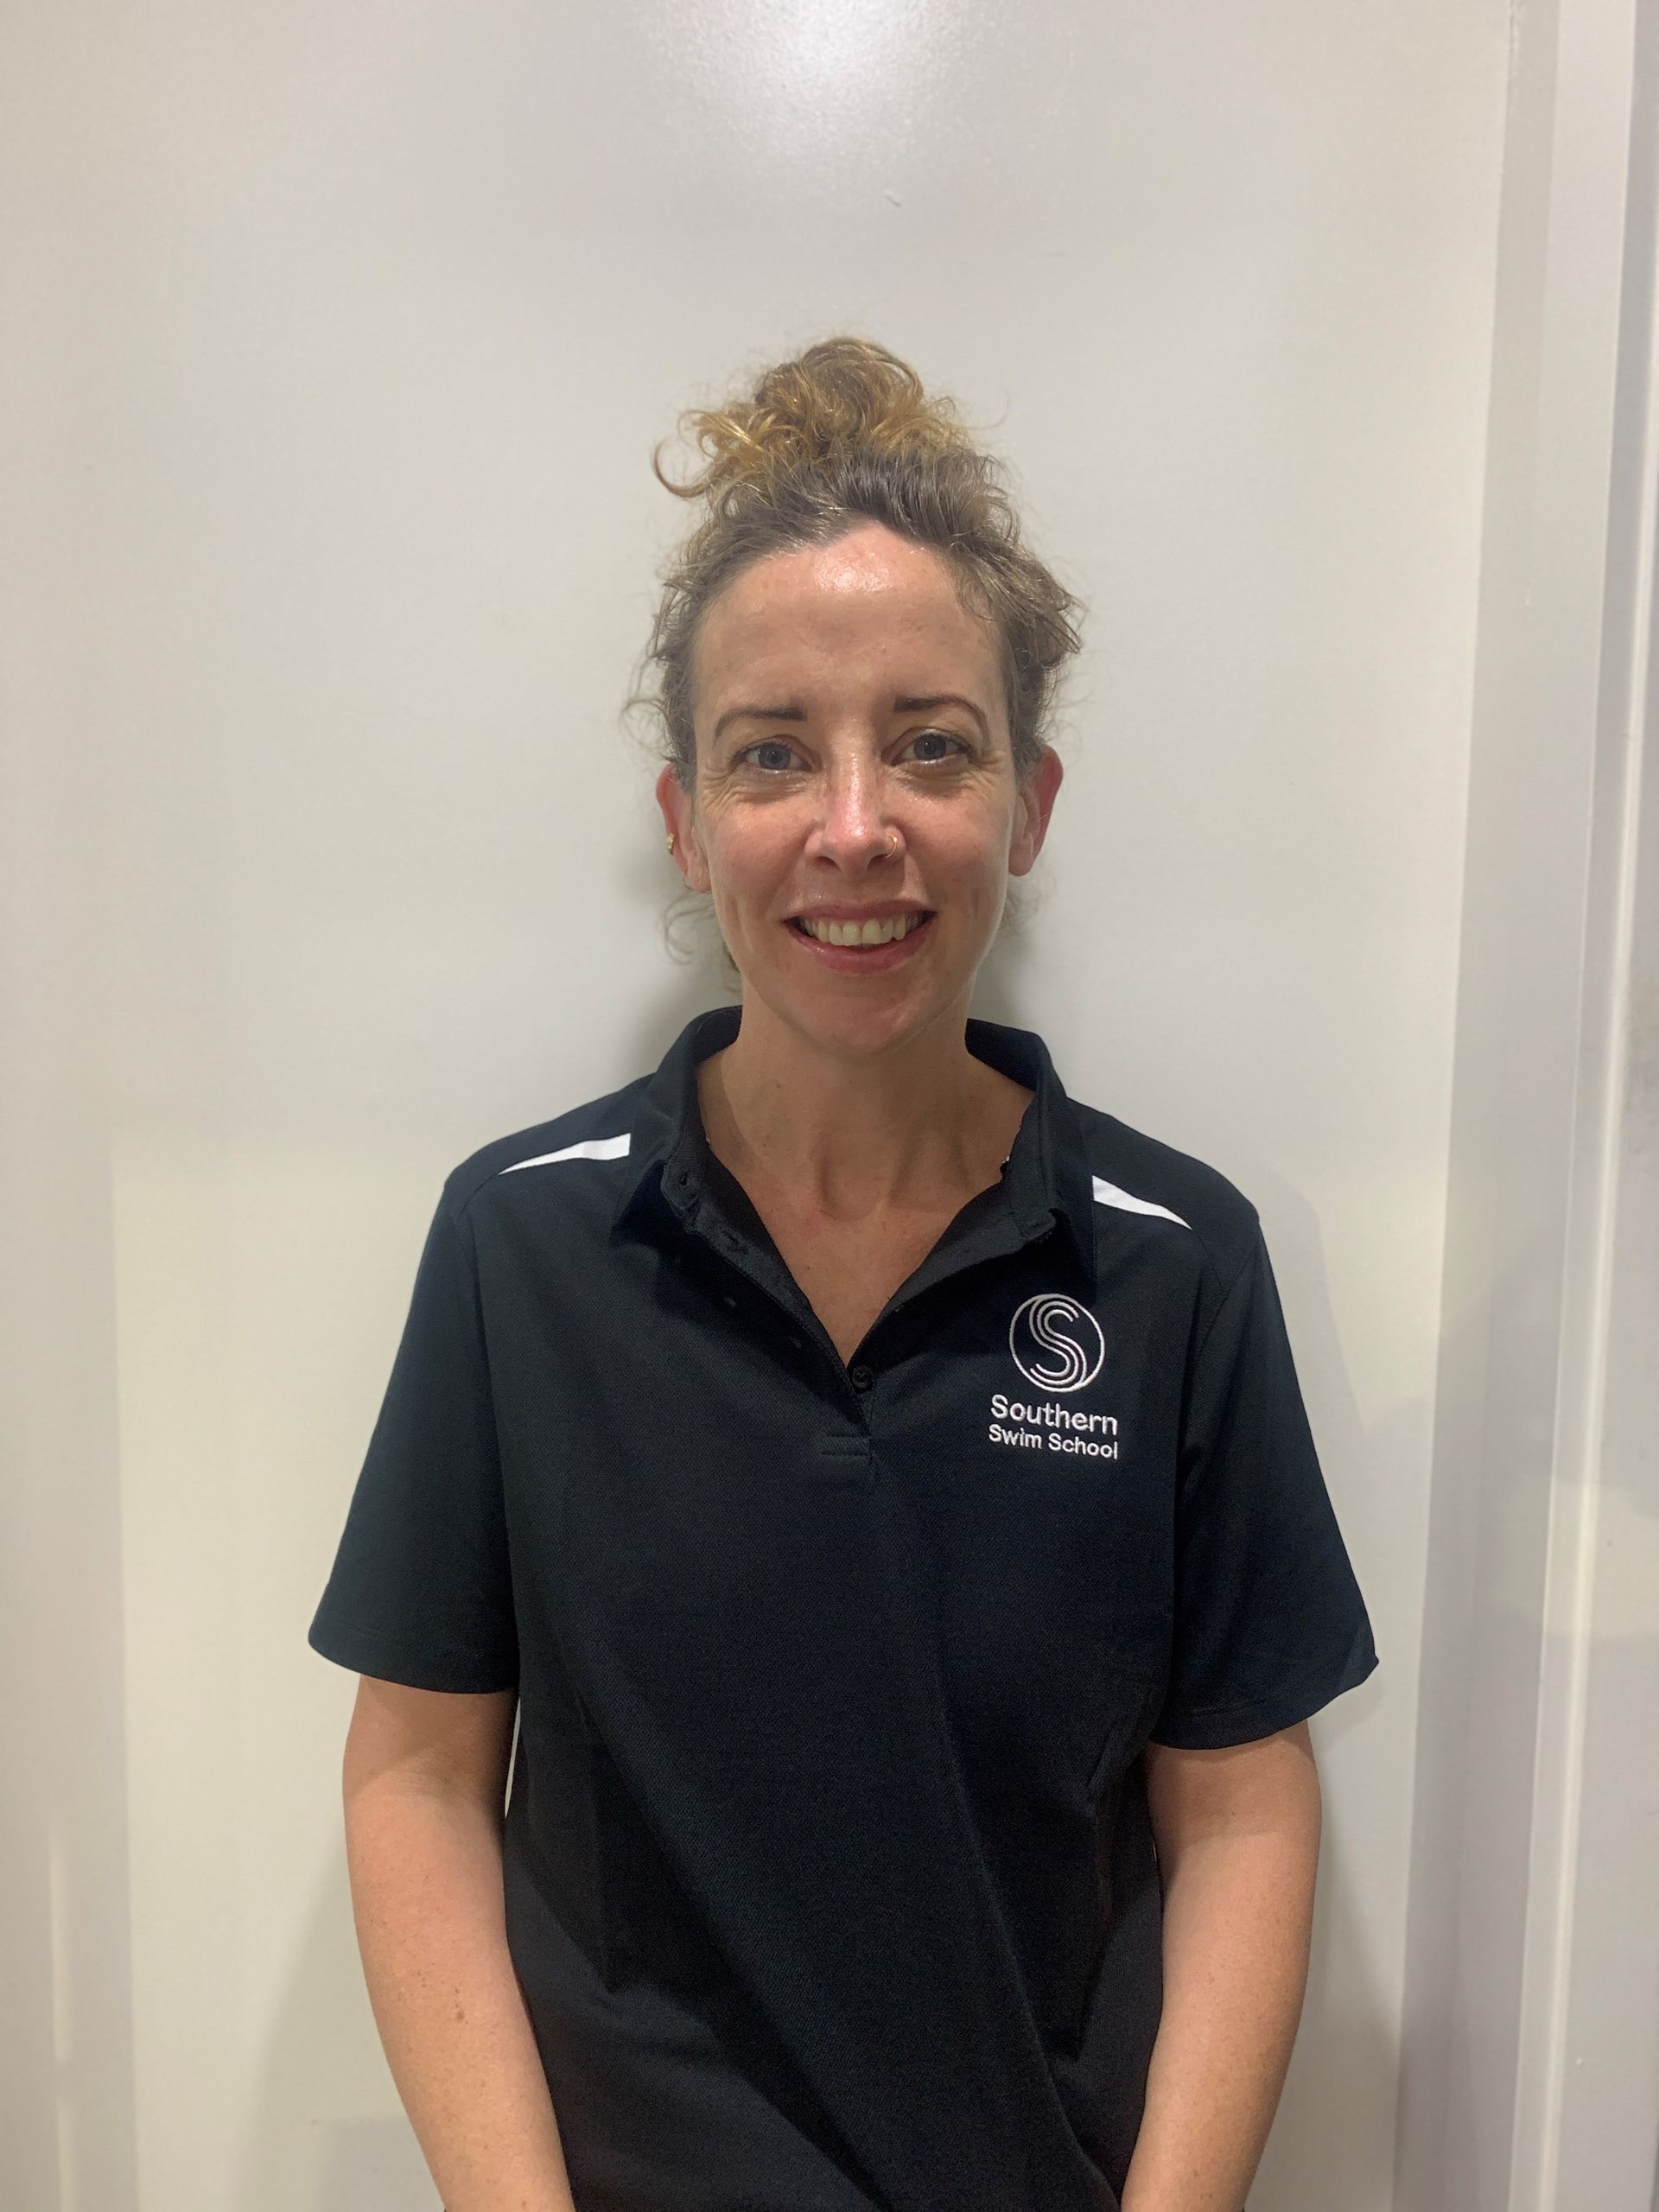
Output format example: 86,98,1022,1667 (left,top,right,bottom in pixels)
308,1001,1378,2212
